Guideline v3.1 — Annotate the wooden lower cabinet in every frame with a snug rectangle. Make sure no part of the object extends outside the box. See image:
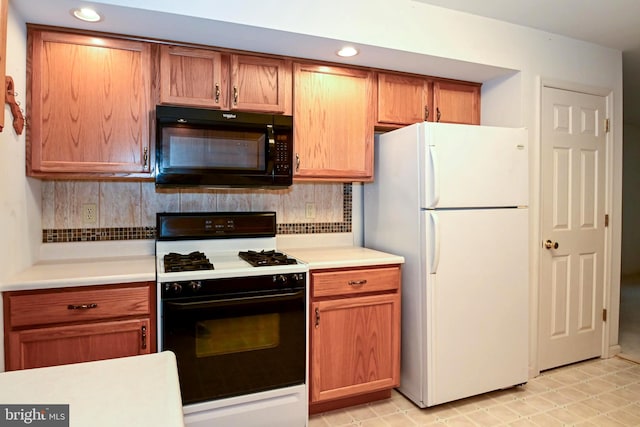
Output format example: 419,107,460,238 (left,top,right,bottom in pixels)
309,265,401,413
3,281,155,371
